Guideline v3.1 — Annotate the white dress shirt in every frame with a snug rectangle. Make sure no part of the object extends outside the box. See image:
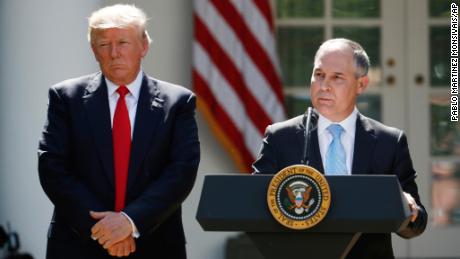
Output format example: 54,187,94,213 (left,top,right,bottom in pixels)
106,70,143,137
317,108,358,175
105,70,143,238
